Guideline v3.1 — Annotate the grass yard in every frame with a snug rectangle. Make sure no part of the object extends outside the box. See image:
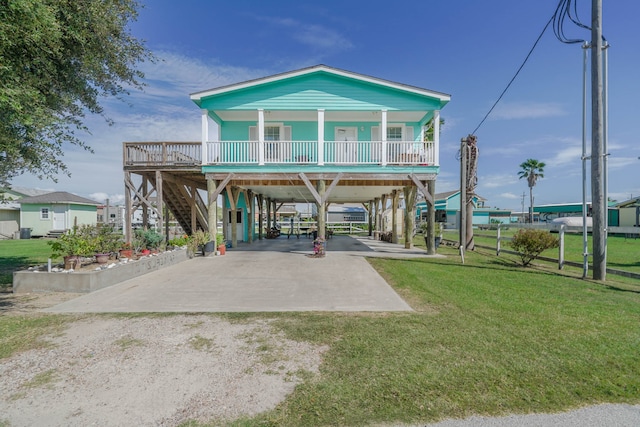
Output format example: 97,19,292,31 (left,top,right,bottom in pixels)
217,246,640,426
0,239,59,291
447,228,640,275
